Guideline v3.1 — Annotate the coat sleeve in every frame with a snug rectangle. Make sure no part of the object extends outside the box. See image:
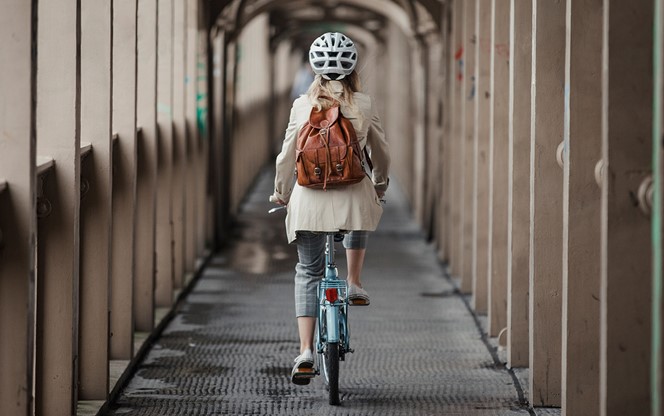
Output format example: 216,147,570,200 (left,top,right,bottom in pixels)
366,97,391,192
271,103,300,203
